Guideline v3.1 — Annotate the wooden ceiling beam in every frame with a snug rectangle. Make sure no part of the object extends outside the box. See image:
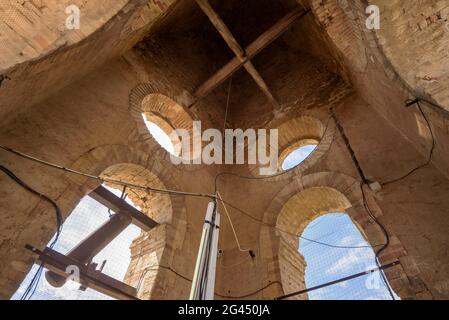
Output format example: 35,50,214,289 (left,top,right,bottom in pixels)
192,3,309,107
245,7,309,58
195,0,246,61
191,7,310,106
